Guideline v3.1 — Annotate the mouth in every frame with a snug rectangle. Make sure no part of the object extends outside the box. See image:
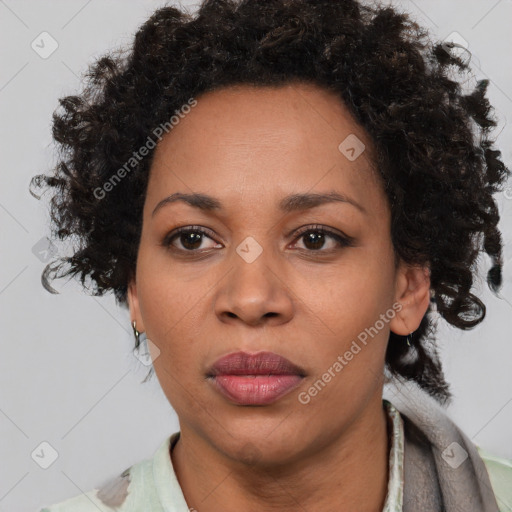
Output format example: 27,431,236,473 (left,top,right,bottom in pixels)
206,351,306,406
